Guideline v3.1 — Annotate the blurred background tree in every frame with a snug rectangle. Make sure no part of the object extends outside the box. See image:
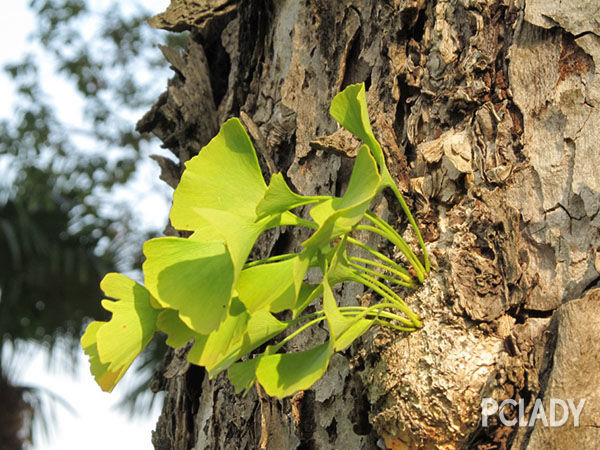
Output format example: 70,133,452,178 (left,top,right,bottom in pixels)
0,1,184,447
